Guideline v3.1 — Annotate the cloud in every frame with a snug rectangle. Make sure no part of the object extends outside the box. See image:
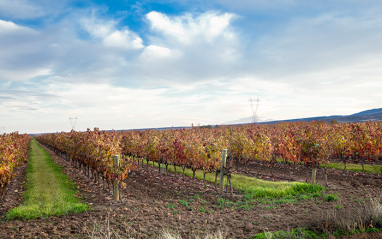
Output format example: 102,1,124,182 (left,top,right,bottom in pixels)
0,0,77,20
135,11,241,85
0,19,26,32
80,13,144,50
141,45,174,58
146,11,236,44
1,1,382,133
0,0,45,19
240,9,382,87
14,106,38,111
0,96,15,100
103,29,143,49
0,20,54,81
